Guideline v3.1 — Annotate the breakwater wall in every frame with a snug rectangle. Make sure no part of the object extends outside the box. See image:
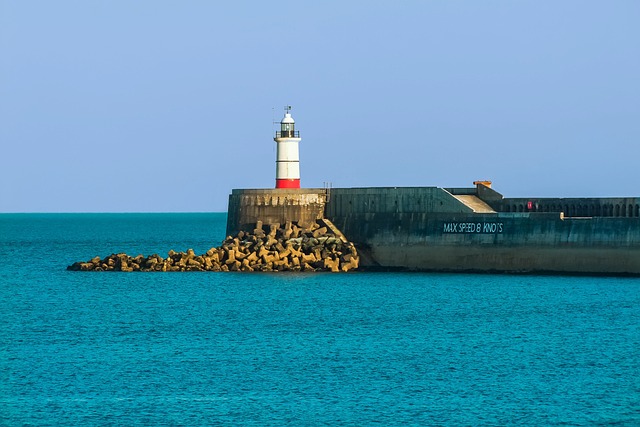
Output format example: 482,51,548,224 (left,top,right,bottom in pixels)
227,187,640,274
226,188,326,235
